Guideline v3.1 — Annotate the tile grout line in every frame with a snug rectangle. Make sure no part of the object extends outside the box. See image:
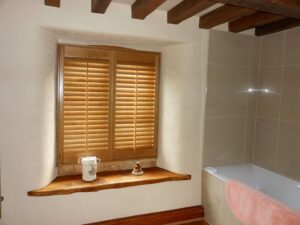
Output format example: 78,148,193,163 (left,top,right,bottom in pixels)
207,62,253,69
252,37,262,164
205,115,253,119
206,115,300,125
243,39,253,162
274,31,287,173
254,116,300,125
261,64,300,68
